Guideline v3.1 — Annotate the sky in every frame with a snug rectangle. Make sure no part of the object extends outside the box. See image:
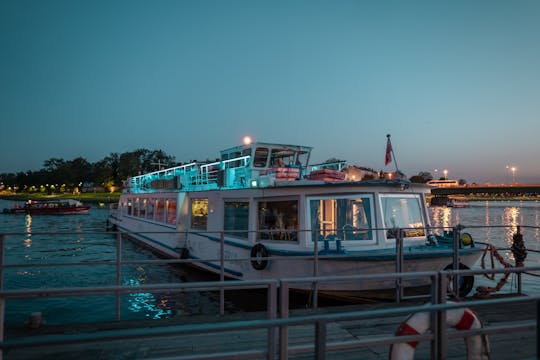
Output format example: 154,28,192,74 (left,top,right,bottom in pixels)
1,0,540,184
